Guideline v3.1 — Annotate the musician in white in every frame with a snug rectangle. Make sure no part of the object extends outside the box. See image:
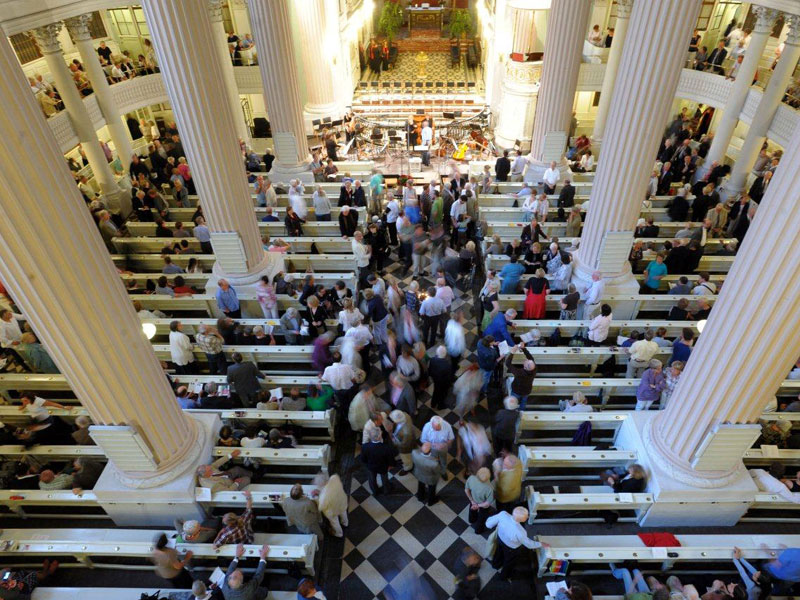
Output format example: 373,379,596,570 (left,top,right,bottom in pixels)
420,120,433,166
